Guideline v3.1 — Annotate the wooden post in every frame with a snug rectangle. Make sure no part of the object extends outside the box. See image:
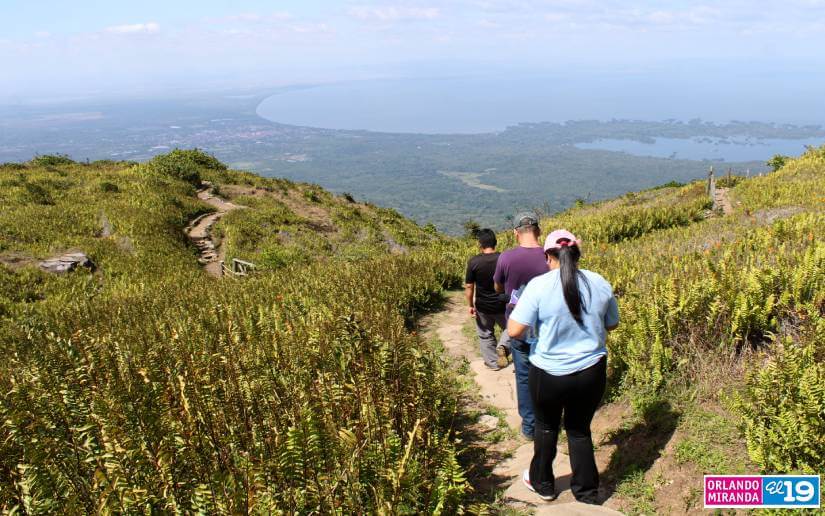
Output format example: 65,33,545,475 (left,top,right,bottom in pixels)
708,166,717,211
708,167,716,198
